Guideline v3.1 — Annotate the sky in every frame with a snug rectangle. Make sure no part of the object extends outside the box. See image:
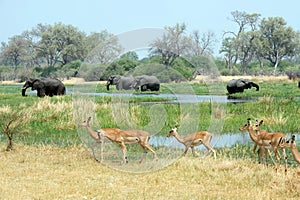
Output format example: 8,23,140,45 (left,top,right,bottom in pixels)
1,0,299,55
